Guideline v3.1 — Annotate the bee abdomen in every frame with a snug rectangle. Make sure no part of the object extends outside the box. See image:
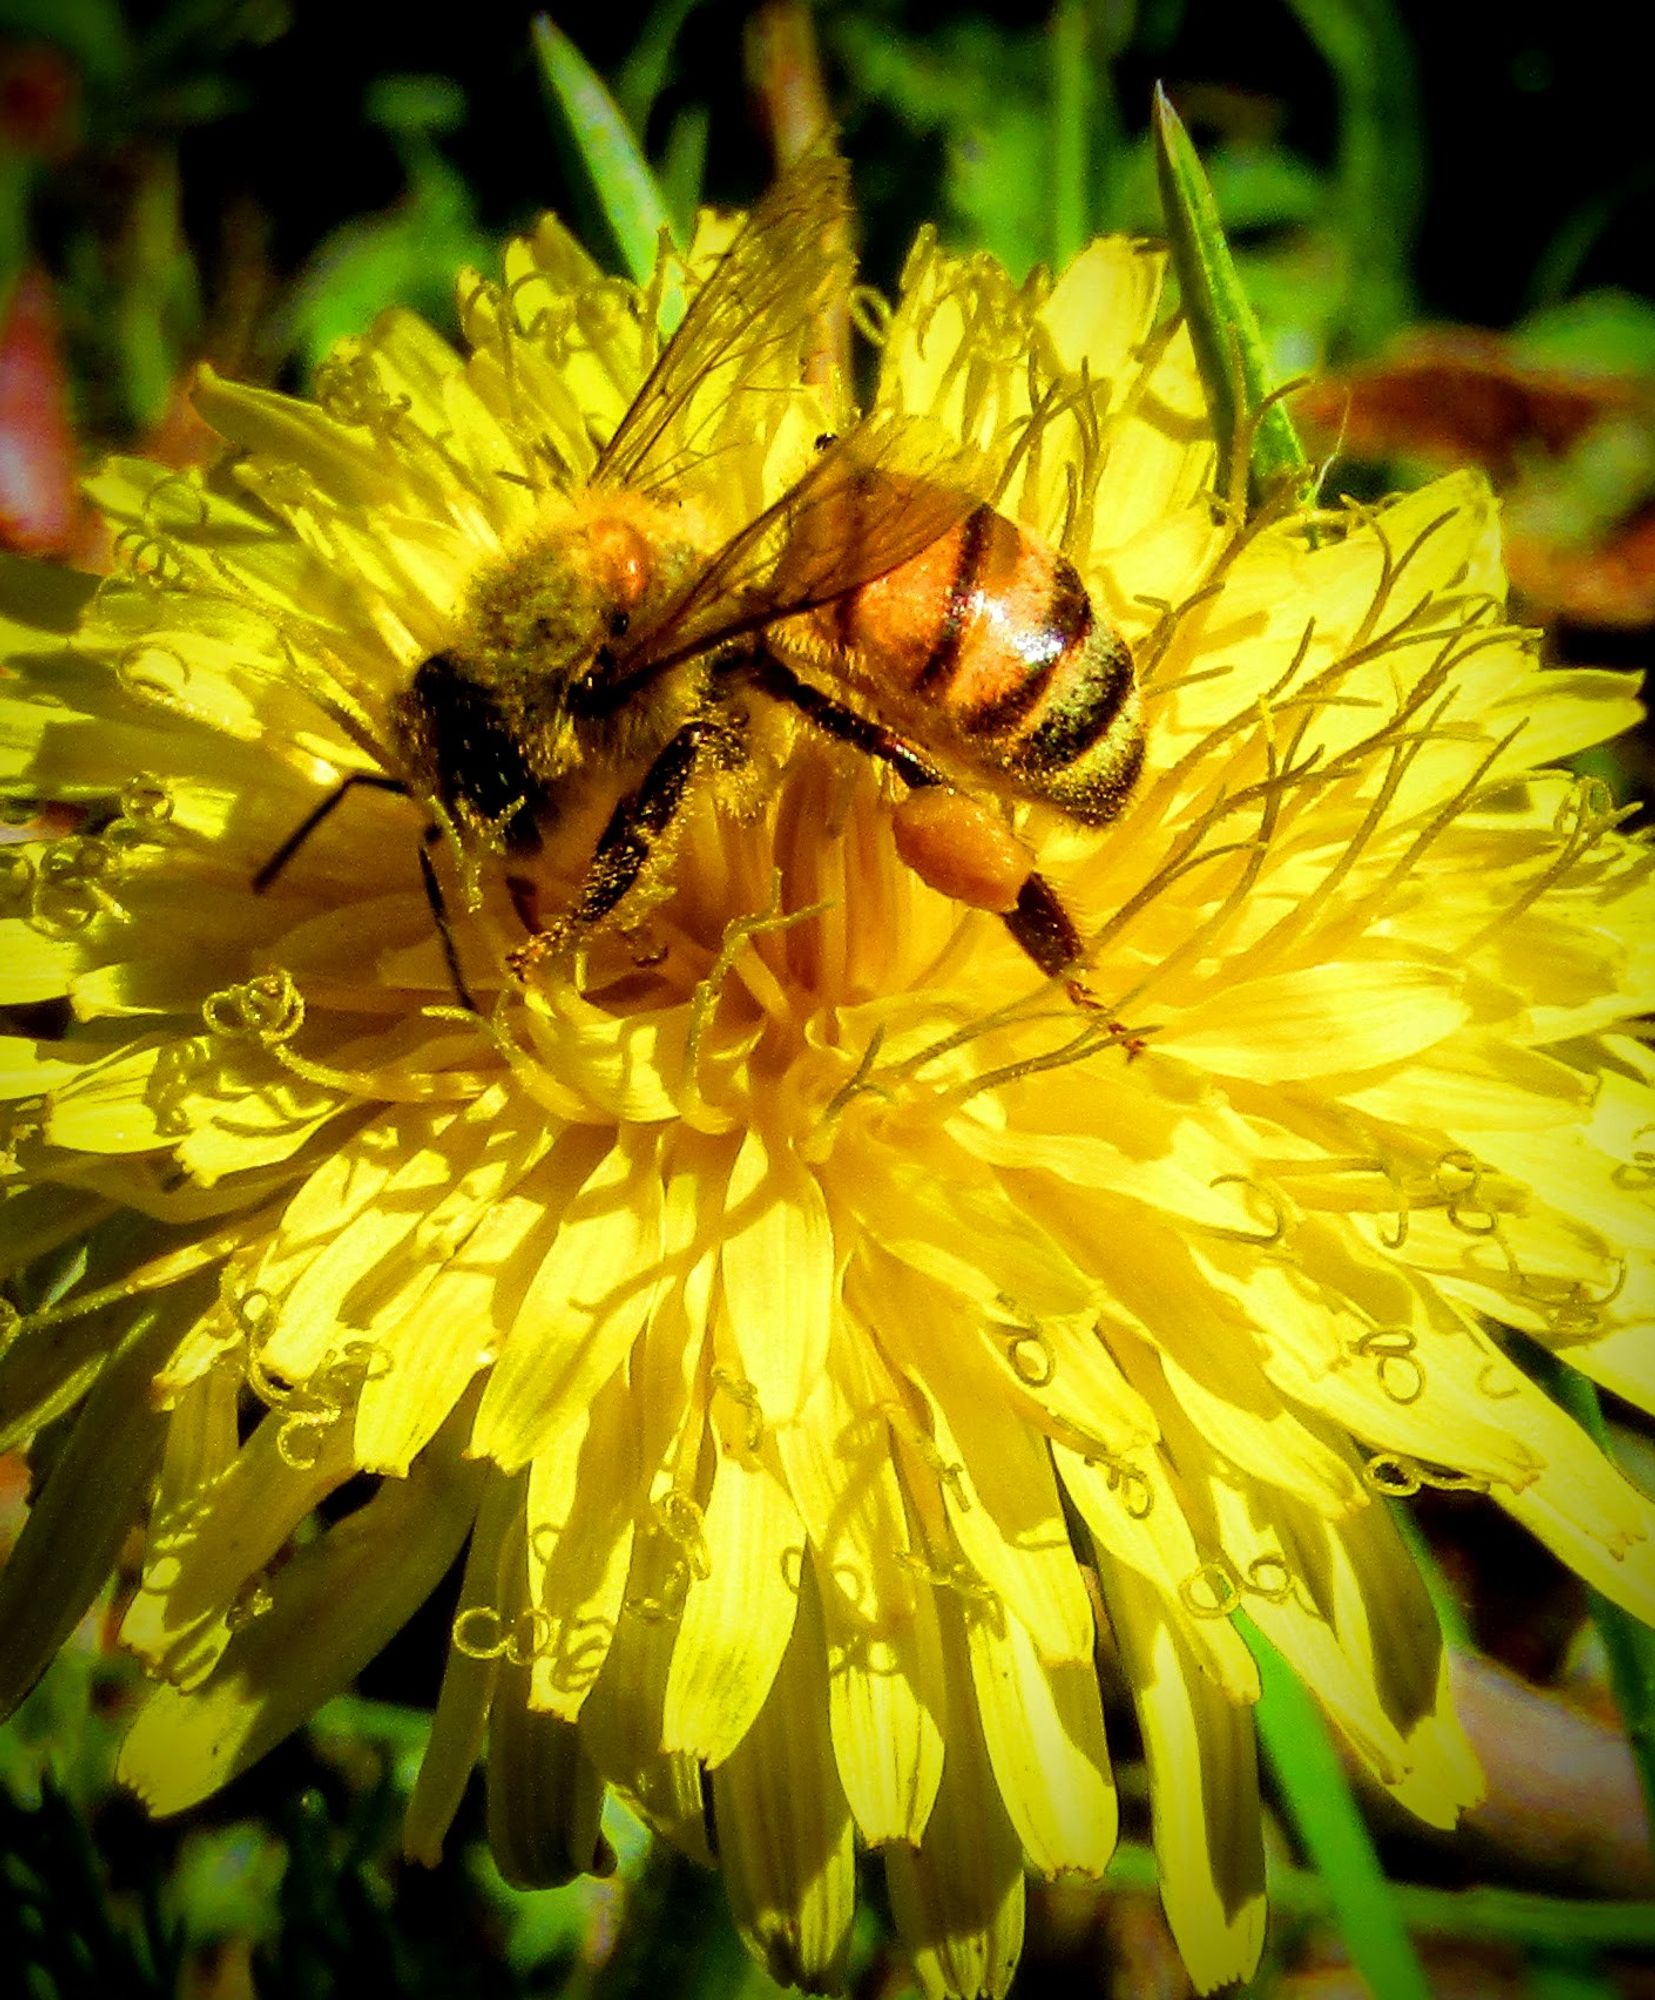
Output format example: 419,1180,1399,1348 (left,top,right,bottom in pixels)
1012,663,1144,824
953,543,1140,828
819,488,1143,827
958,551,1093,735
